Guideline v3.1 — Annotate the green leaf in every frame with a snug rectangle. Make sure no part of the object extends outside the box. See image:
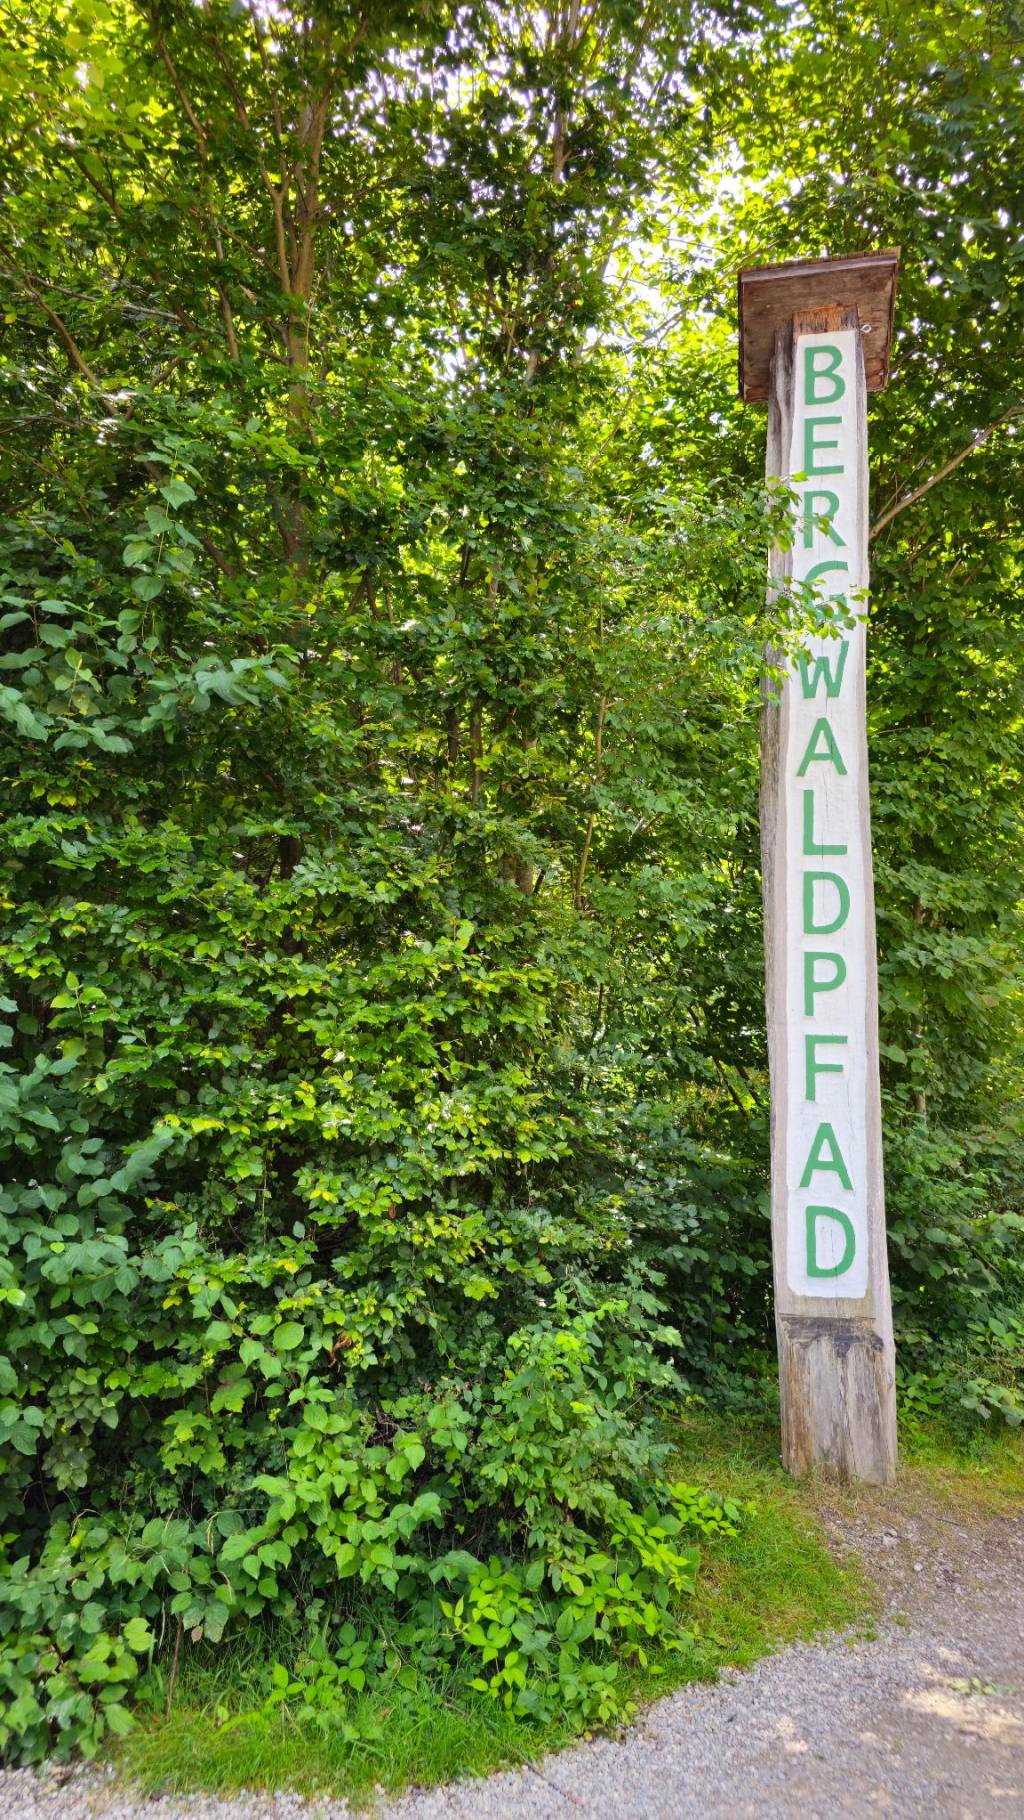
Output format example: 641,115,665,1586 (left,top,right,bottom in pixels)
160,477,197,508
107,1130,173,1193
0,686,48,740
132,574,164,602
103,1703,135,1737
122,1617,154,1653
